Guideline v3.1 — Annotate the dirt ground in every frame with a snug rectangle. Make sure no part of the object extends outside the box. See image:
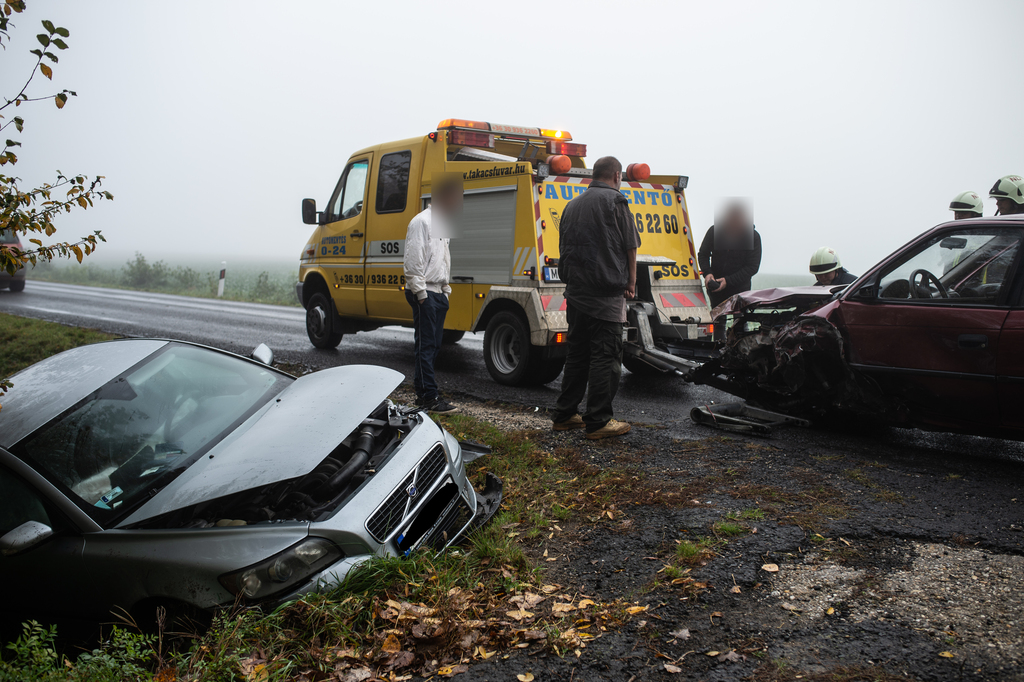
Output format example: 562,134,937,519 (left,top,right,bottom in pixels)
441,391,1024,682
